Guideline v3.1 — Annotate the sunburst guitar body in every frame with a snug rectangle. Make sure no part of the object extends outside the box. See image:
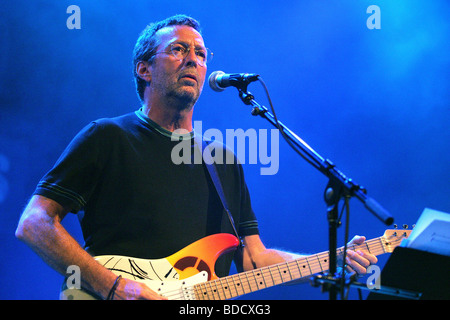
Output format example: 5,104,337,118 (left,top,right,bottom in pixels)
61,230,410,300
